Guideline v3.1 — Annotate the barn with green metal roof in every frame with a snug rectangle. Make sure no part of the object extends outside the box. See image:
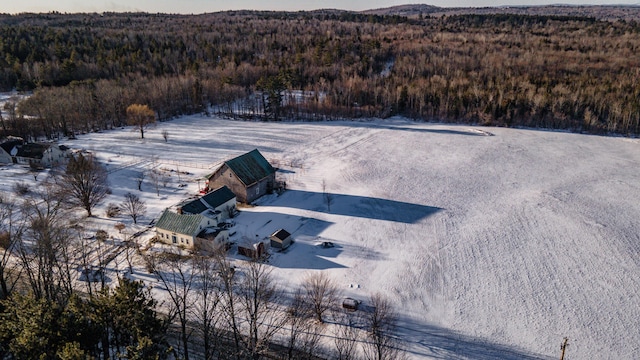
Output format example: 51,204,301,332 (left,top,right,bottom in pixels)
205,149,276,203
